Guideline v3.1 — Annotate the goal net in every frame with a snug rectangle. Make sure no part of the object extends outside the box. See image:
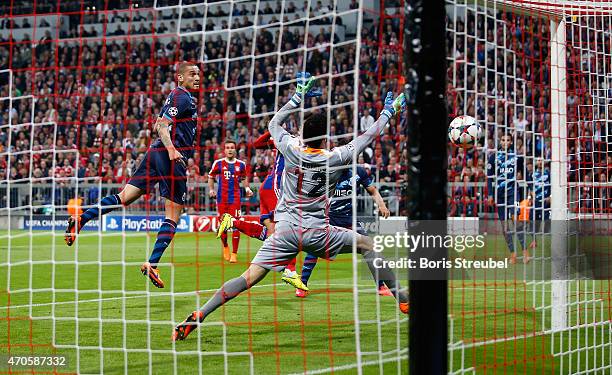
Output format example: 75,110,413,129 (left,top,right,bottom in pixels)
447,0,612,373
0,0,407,374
